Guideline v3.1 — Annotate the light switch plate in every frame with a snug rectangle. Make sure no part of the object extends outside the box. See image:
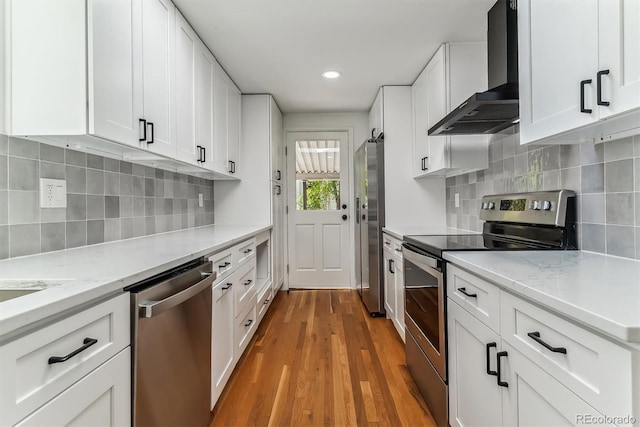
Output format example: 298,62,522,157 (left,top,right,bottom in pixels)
40,178,67,208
